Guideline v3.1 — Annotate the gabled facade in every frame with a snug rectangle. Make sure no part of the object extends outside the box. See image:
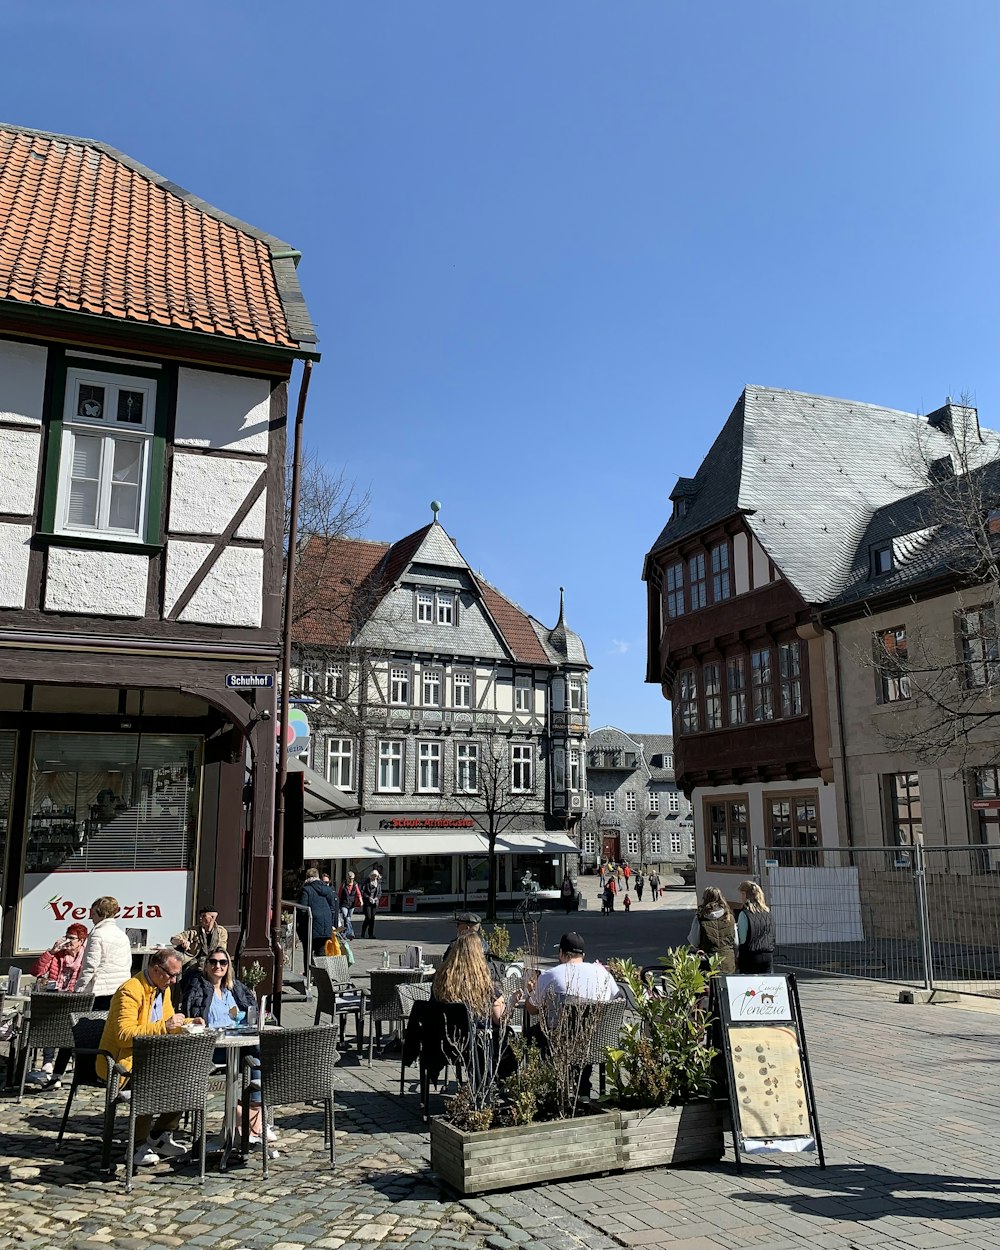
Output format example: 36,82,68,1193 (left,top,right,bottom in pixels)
0,124,317,960
291,518,590,902
642,387,998,898
580,727,693,868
